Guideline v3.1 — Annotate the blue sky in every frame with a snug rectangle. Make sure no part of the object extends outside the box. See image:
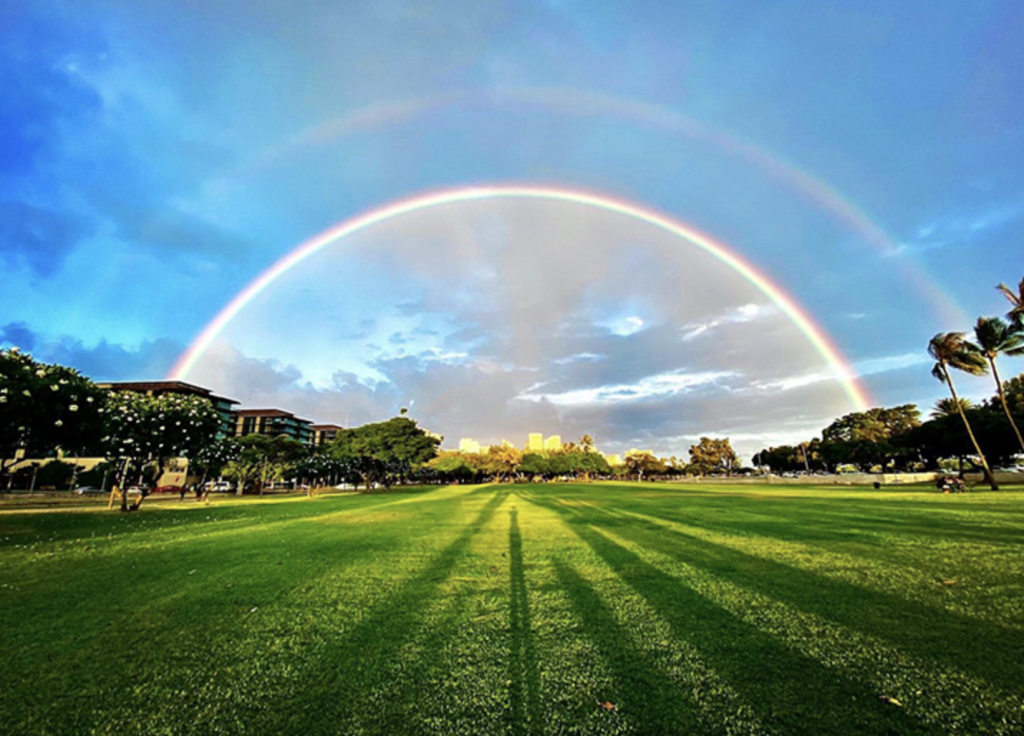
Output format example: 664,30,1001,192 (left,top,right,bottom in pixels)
2,0,1023,460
